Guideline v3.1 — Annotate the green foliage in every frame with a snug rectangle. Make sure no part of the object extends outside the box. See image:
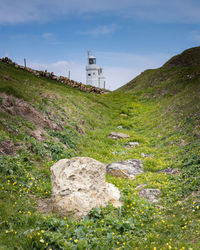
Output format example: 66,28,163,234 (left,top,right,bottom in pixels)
44,140,74,161
0,52,200,249
29,137,74,161
48,126,78,149
0,85,25,100
29,137,47,157
181,152,200,195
